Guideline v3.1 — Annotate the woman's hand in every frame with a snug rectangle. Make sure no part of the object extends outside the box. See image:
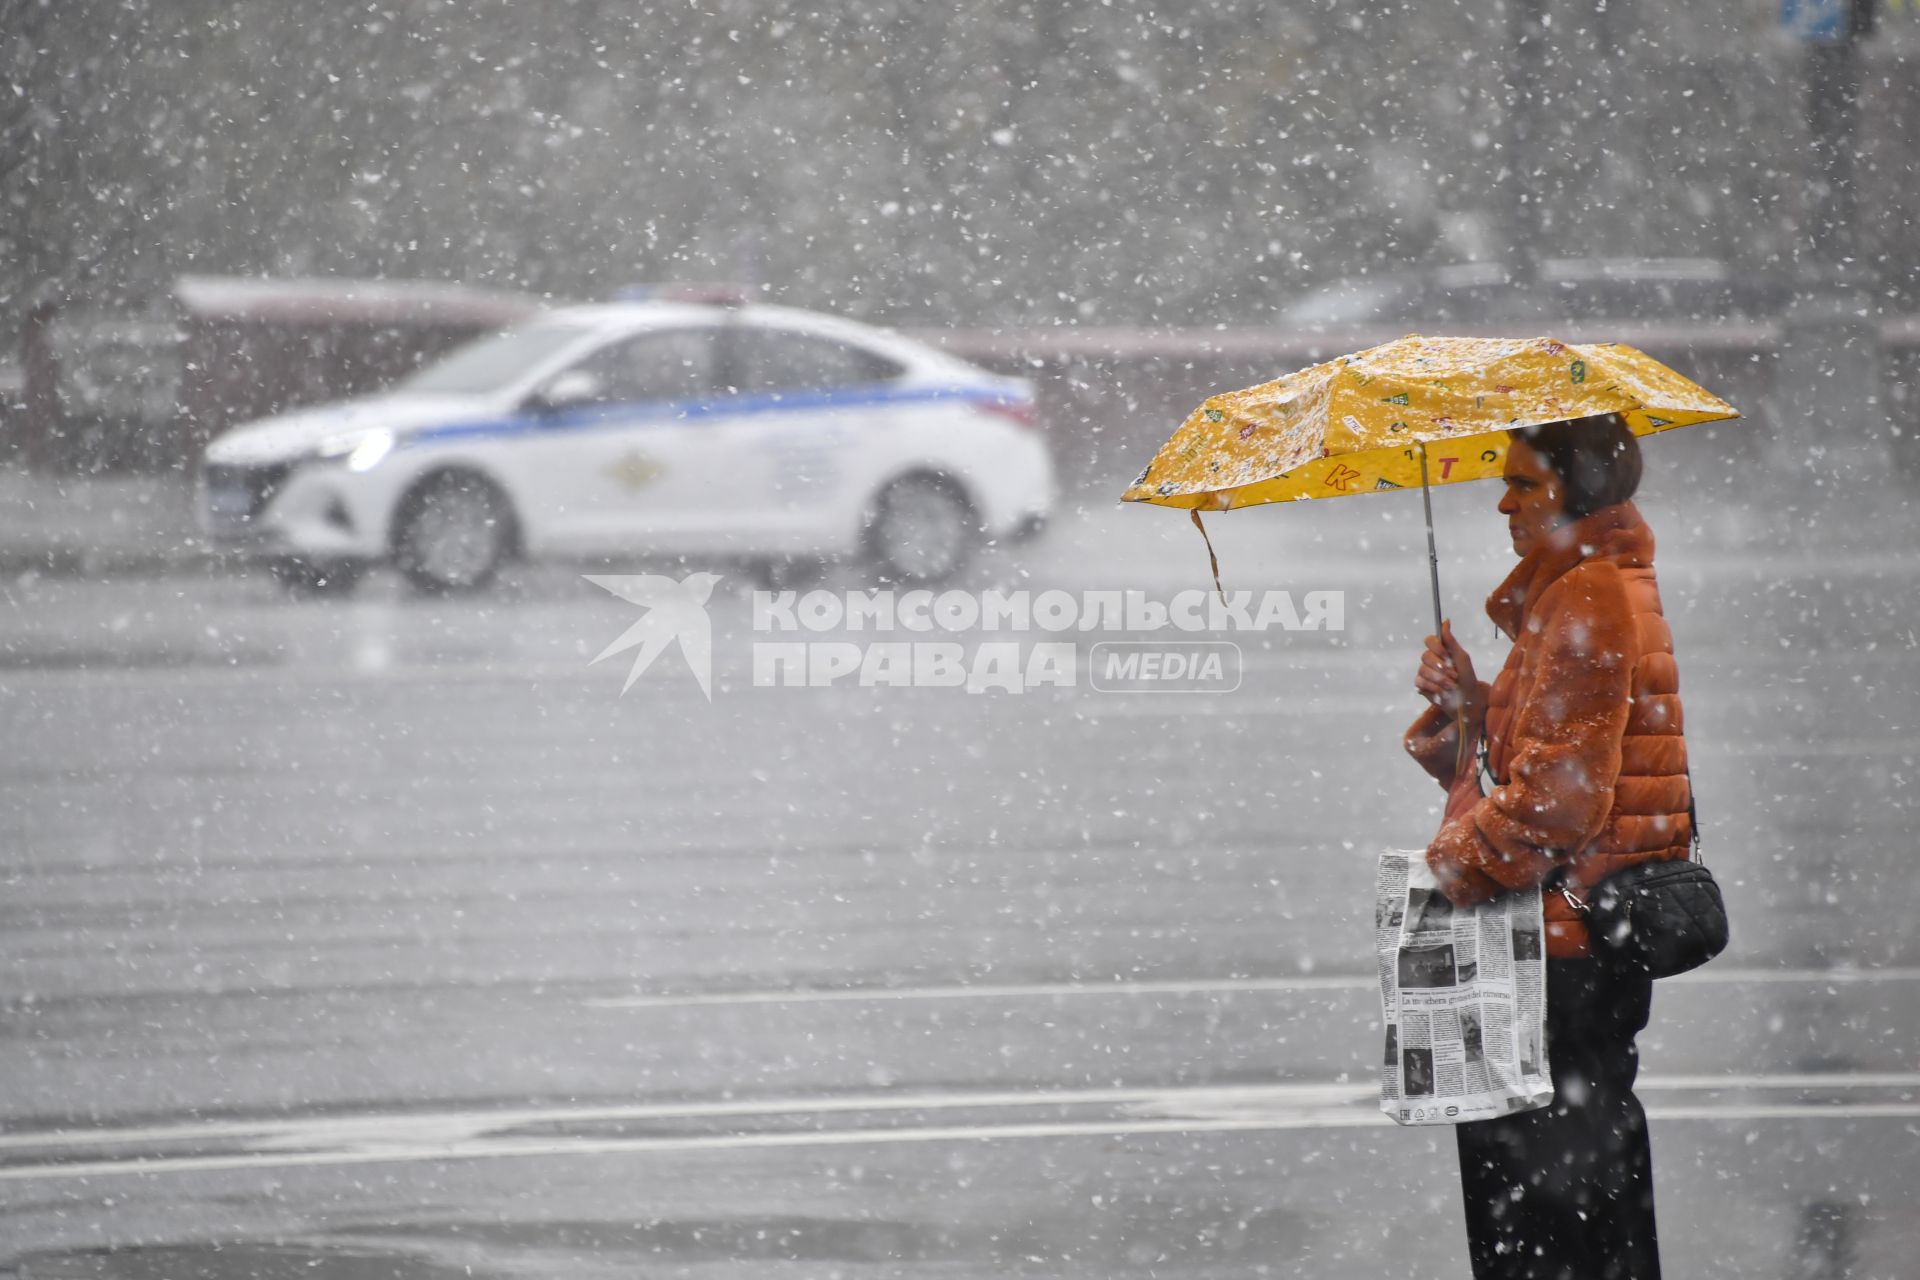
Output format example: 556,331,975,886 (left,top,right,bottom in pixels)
1415,620,1486,726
